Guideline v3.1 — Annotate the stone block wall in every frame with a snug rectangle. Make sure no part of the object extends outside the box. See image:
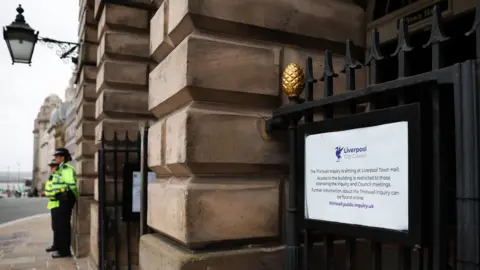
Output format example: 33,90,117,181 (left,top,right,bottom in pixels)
64,106,77,164
142,0,366,269
73,0,98,258
86,1,155,268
